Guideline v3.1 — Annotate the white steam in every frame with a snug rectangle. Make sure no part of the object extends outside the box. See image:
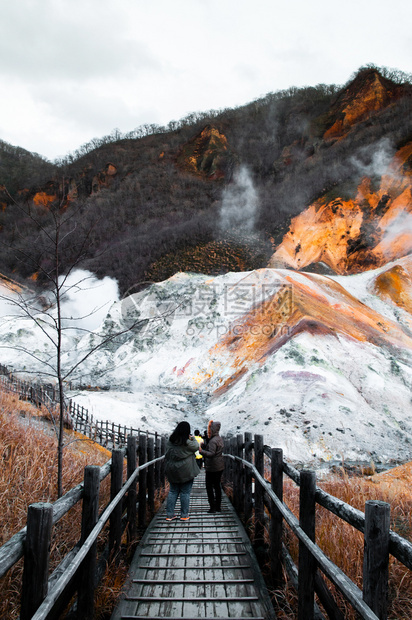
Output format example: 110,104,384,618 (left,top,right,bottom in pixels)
0,270,120,377
57,269,120,332
379,210,412,257
219,166,258,233
0,269,120,331
0,283,22,318
350,137,395,178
